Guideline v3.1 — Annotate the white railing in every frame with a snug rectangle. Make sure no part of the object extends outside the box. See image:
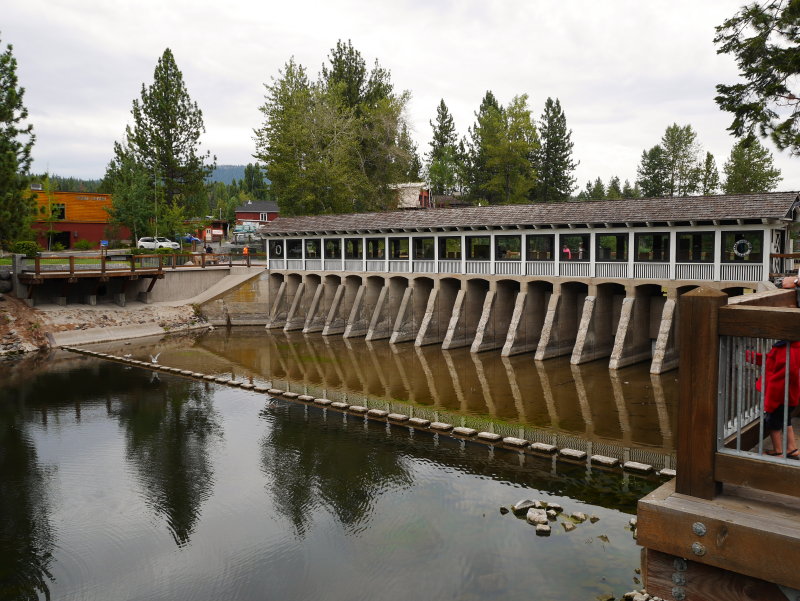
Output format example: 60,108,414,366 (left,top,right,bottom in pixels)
633,262,670,279
438,260,461,274
269,259,285,270
495,261,522,275
305,259,322,270
675,262,714,280
388,260,410,273
526,261,555,276
466,260,491,274
413,260,436,273
344,260,363,271
324,259,343,271
559,262,590,277
720,263,764,282
366,260,385,272
595,262,628,278
287,259,303,270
